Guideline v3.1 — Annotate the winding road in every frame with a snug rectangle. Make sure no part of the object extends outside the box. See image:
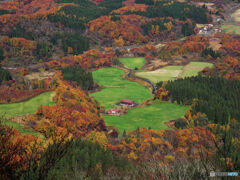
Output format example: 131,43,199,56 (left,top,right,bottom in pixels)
119,65,156,95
